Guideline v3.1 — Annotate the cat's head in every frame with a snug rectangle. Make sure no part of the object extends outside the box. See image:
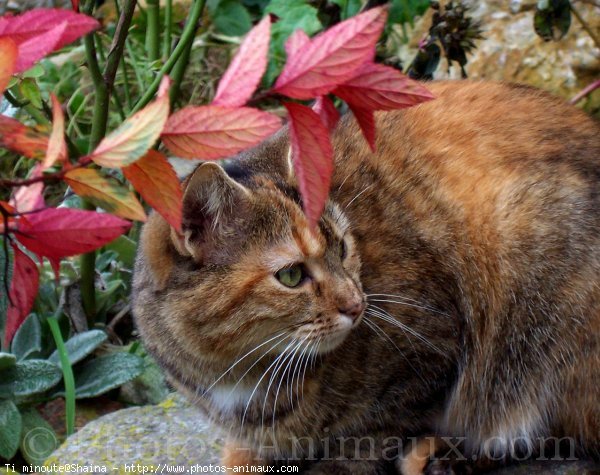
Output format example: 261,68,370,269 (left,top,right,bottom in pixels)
133,156,365,370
